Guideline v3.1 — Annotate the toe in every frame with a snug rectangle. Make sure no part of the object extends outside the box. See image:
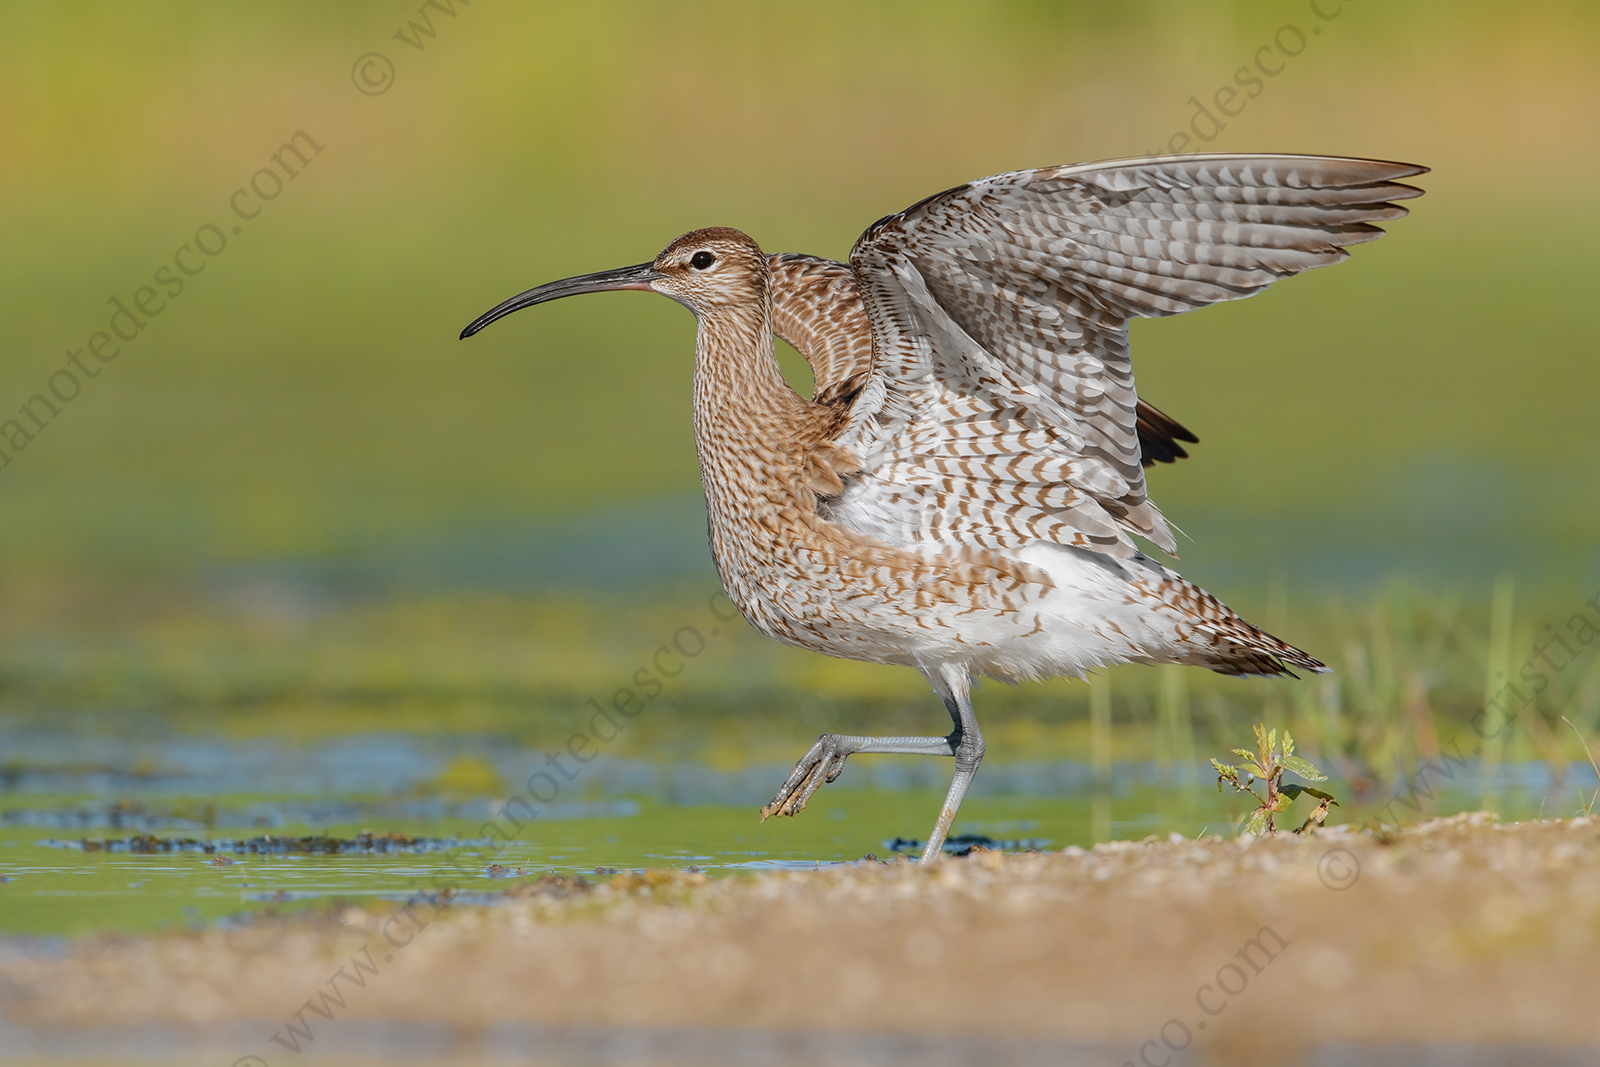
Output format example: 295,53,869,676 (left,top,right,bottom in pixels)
760,737,848,820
